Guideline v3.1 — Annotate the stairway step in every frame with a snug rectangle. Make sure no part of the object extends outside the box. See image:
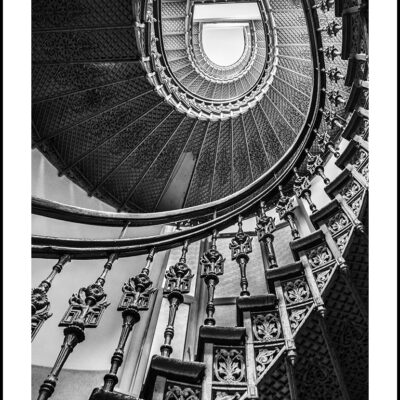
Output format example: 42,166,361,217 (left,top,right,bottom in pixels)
197,326,246,361
141,356,205,400
236,294,278,326
89,388,137,400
